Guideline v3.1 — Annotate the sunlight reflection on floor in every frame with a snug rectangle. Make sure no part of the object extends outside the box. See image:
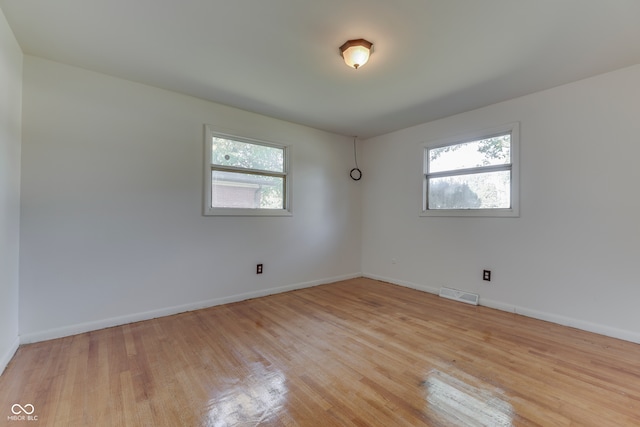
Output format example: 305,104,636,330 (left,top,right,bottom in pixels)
205,362,287,427
424,369,514,427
